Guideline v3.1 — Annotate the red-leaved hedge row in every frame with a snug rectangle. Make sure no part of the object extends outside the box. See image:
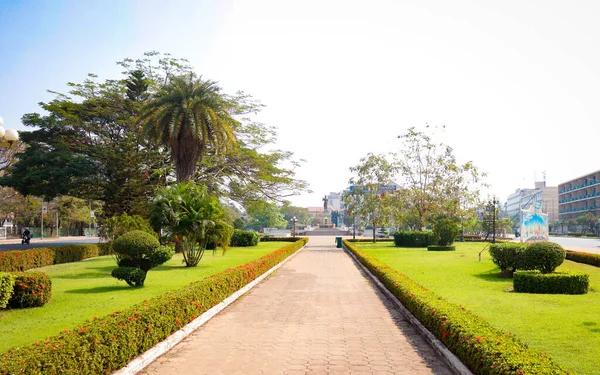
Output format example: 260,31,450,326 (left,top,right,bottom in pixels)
0,238,307,375
9,272,52,308
565,250,600,268
0,244,109,273
344,240,571,375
